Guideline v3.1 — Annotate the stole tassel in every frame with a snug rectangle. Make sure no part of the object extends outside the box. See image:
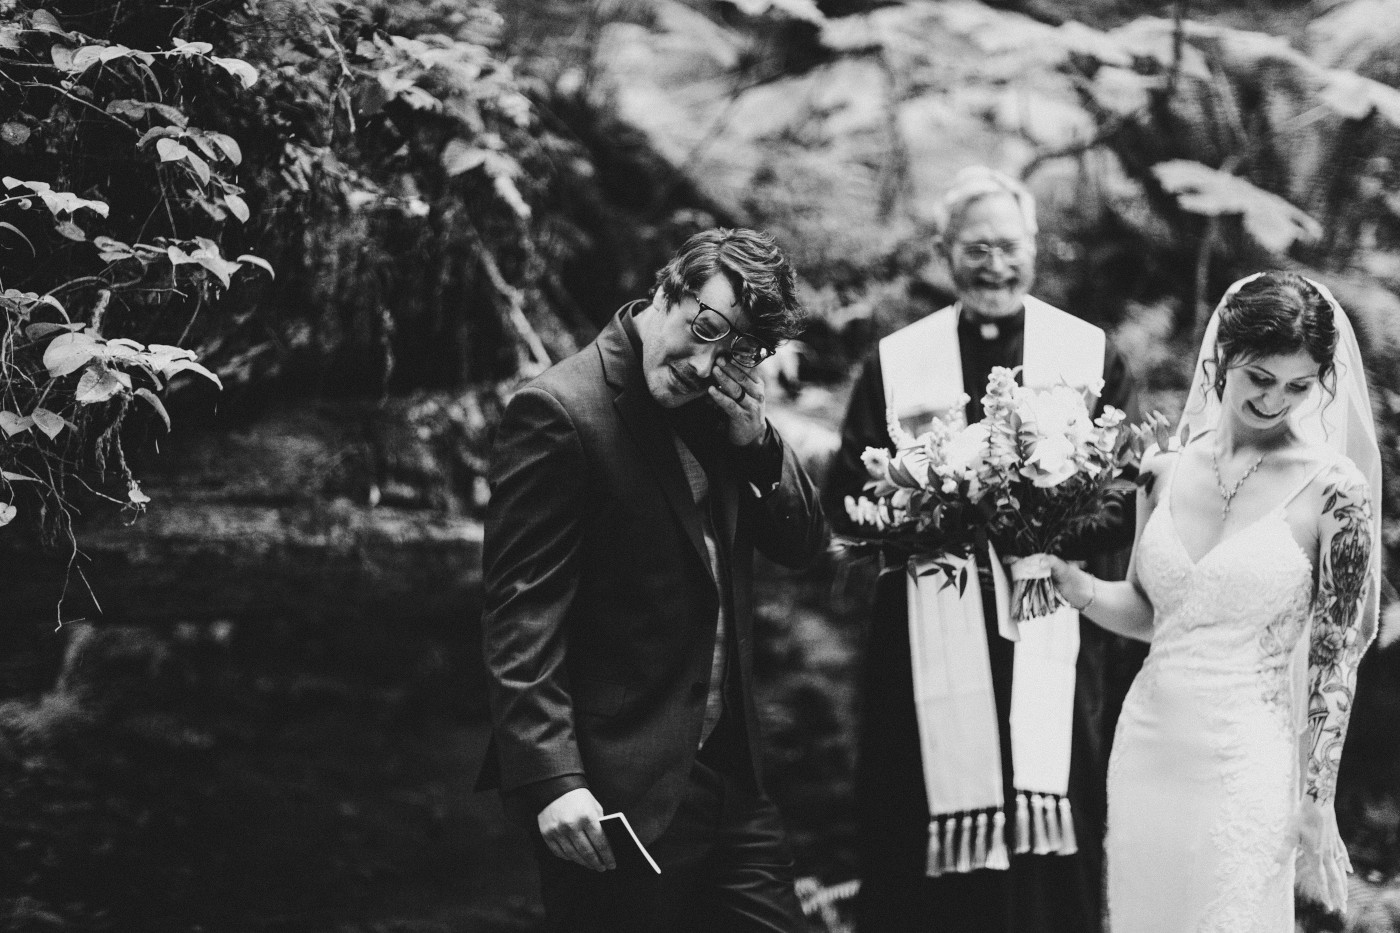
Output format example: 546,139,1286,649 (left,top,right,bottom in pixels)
1045,794,1064,851
925,819,943,877
1058,797,1079,855
985,810,1010,869
1014,793,1031,854
1032,794,1053,855
971,812,989,870
941,817,958,874
956,814,974,873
